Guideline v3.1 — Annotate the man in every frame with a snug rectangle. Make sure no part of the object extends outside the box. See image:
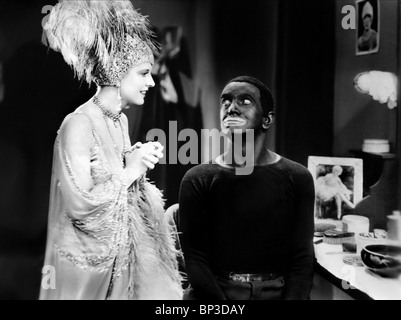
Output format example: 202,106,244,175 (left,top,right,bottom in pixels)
178,76,315,300
358,1,377,52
